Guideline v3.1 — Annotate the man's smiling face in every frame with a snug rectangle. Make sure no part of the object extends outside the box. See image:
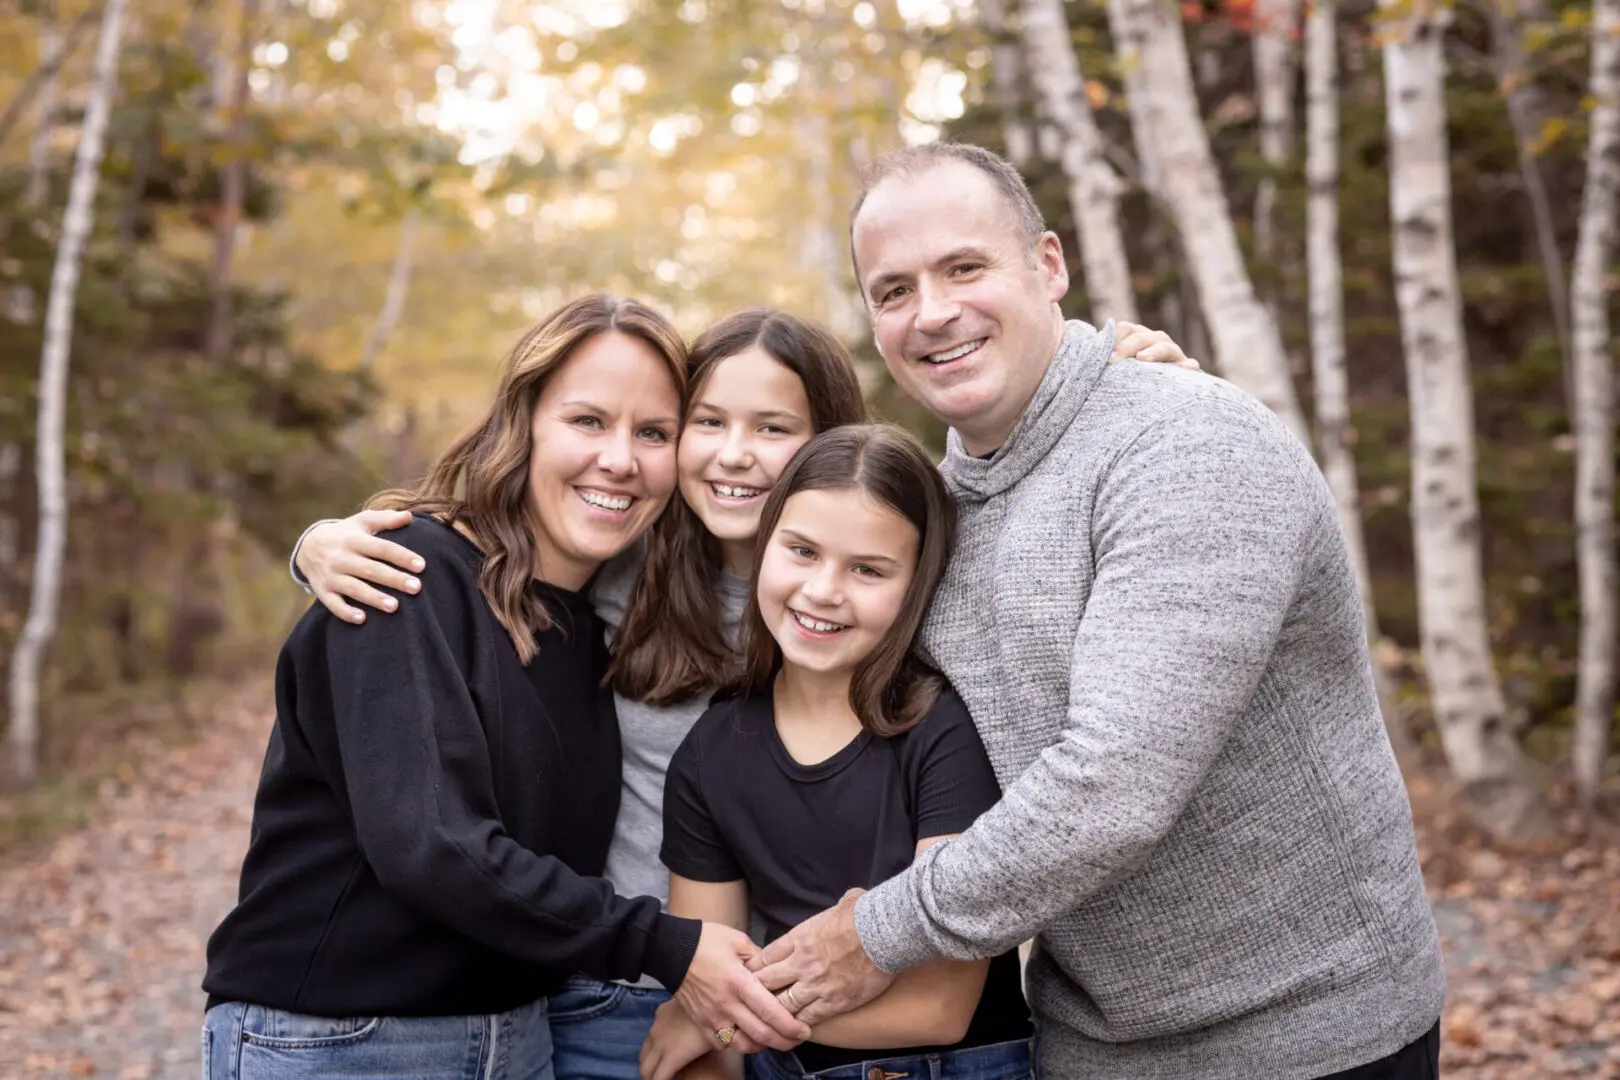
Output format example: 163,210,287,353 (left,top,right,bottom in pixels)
853,160,1069,455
